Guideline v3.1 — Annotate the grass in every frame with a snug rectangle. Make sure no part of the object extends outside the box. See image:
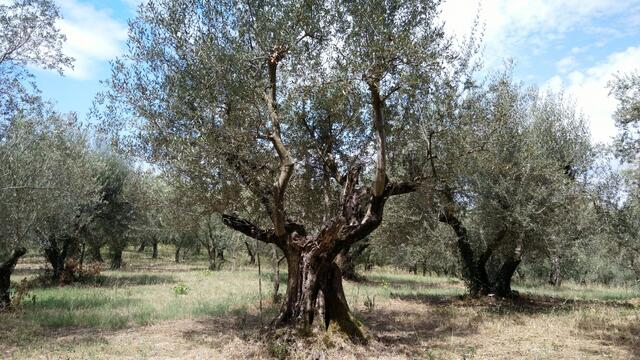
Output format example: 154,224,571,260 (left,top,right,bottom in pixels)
1,248,639,359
